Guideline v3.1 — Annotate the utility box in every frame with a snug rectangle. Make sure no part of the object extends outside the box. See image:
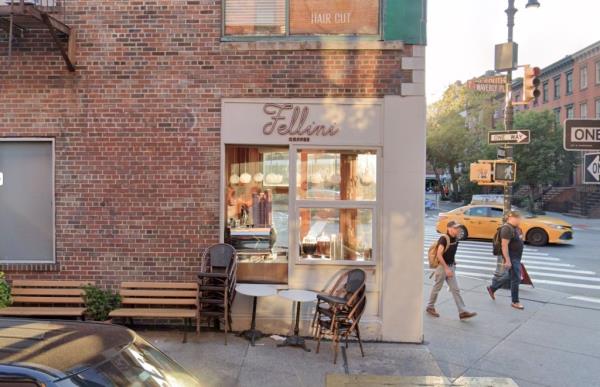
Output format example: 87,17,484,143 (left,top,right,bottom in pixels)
495,42,518,72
